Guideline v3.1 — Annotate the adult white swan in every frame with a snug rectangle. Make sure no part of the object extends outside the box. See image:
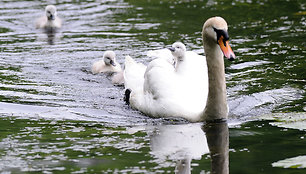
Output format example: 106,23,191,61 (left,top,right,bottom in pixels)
124,17,235,122
36,5,62,30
